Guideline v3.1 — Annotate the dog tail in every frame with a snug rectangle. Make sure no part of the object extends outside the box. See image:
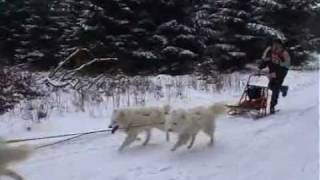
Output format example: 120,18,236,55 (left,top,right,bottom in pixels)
208,102,228,116
0,144,32,165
